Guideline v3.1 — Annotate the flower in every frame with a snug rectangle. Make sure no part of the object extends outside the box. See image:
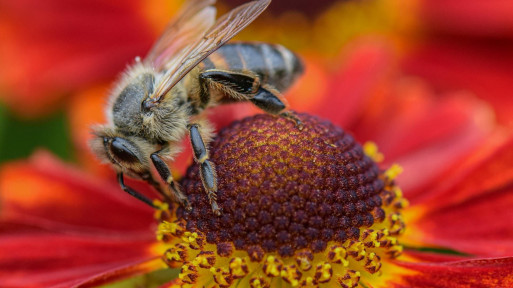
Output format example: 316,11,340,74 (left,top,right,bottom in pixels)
2,39,513,287
158,113,407,287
